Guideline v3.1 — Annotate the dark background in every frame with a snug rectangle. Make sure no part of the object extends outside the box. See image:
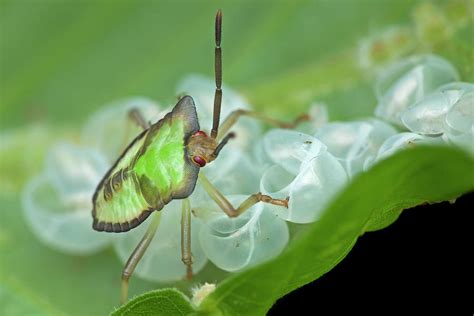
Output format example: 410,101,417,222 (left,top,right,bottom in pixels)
269,192,473,314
